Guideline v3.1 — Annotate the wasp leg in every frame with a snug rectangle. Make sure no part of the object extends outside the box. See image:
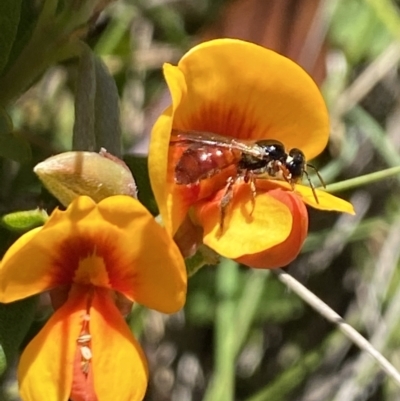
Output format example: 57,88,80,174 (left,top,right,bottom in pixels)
241,170,257,216
306,163,326,188
303,170,319,204
219,176,235,234
248,174,256,216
